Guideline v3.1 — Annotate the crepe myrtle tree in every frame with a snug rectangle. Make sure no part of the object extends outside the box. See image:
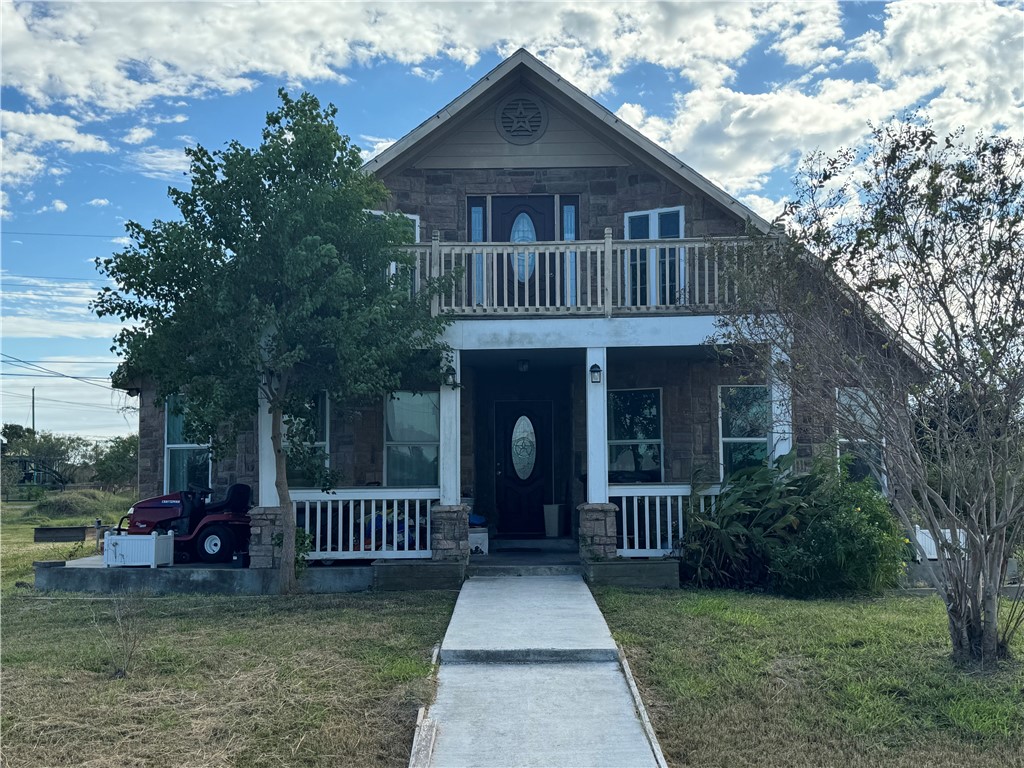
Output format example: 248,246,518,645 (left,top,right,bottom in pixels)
717,121,1024,663
93,91,453,592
